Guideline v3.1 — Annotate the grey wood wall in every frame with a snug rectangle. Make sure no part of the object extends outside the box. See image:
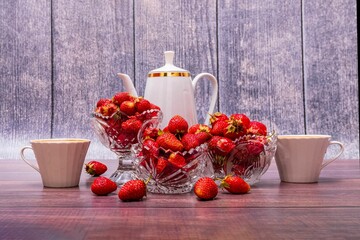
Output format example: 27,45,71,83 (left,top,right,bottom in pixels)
1,0,358,160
